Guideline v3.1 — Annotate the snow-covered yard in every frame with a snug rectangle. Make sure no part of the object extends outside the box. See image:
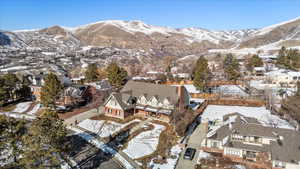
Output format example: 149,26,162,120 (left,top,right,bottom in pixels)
218,85,248,97
202,105,294,129
27,104,41,115
78,119,140,138
197,150,211,164
124,123,166,159
12,102,32,113
149,144,182,169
